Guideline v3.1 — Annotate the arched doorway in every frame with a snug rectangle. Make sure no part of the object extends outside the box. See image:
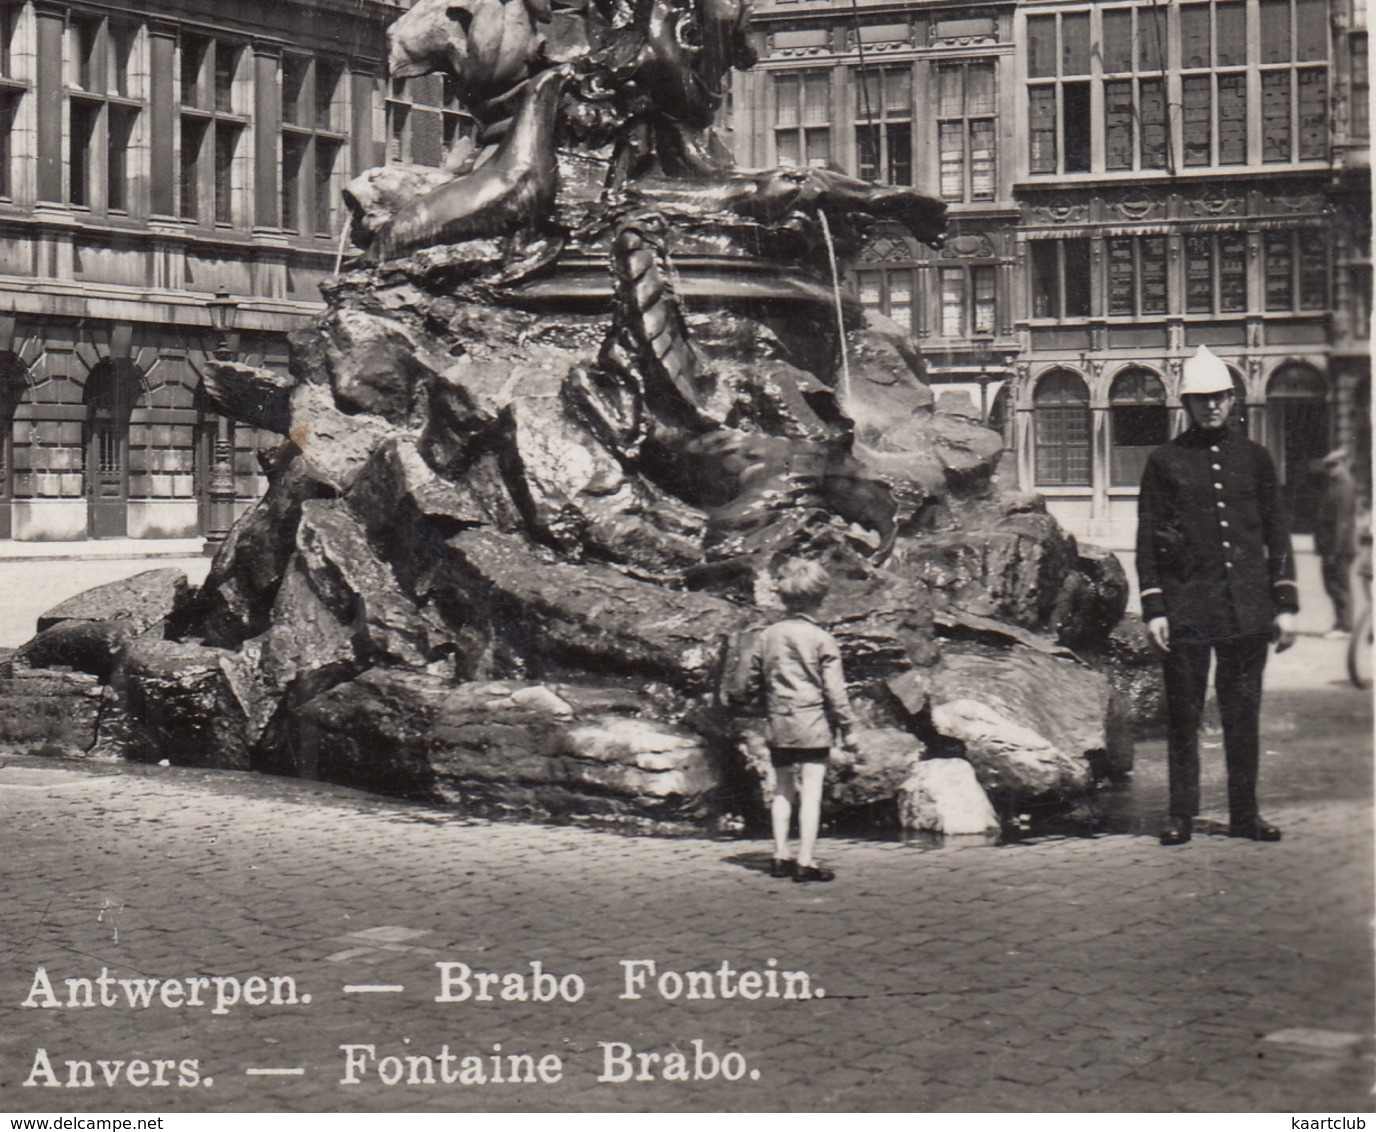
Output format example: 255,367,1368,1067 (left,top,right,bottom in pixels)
1267,362,1330,535
84,359,141,539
